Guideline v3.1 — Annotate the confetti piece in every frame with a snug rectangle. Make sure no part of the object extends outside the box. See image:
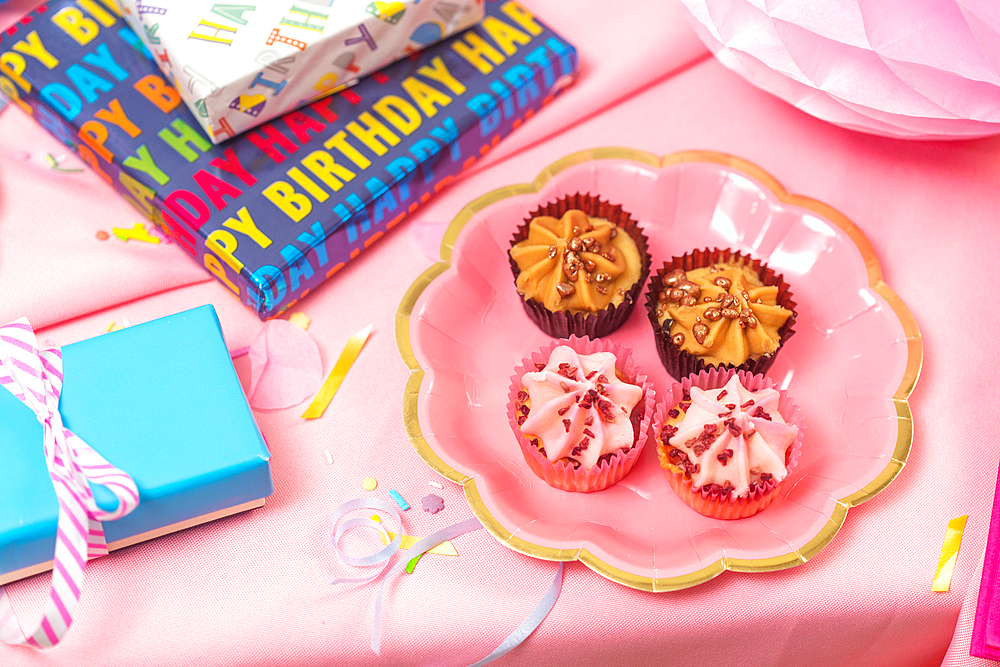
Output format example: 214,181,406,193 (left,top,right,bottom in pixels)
324,449,333,465
370,515,458,556
105,320,130,333
404,556,422,574
428,481,443,489
933,515,968,592
288,312,311,330
301,324,373,419
113,222,160,243
95,231,109,241
363,477,378,491
422,494,444,514
388,490,410,511
247,320,323,410
43,152,83,173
